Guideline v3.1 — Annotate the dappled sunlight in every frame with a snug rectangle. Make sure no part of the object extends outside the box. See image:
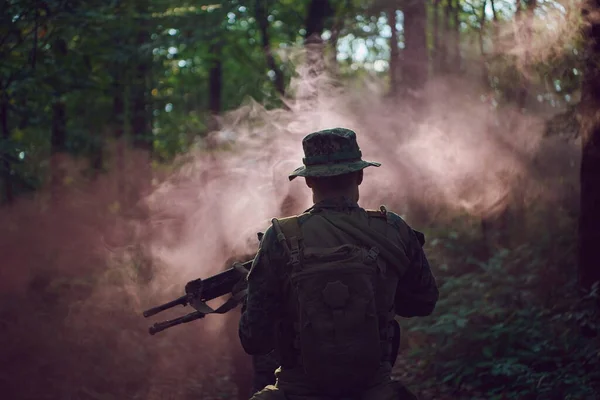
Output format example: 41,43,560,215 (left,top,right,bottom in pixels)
496,0,583,67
